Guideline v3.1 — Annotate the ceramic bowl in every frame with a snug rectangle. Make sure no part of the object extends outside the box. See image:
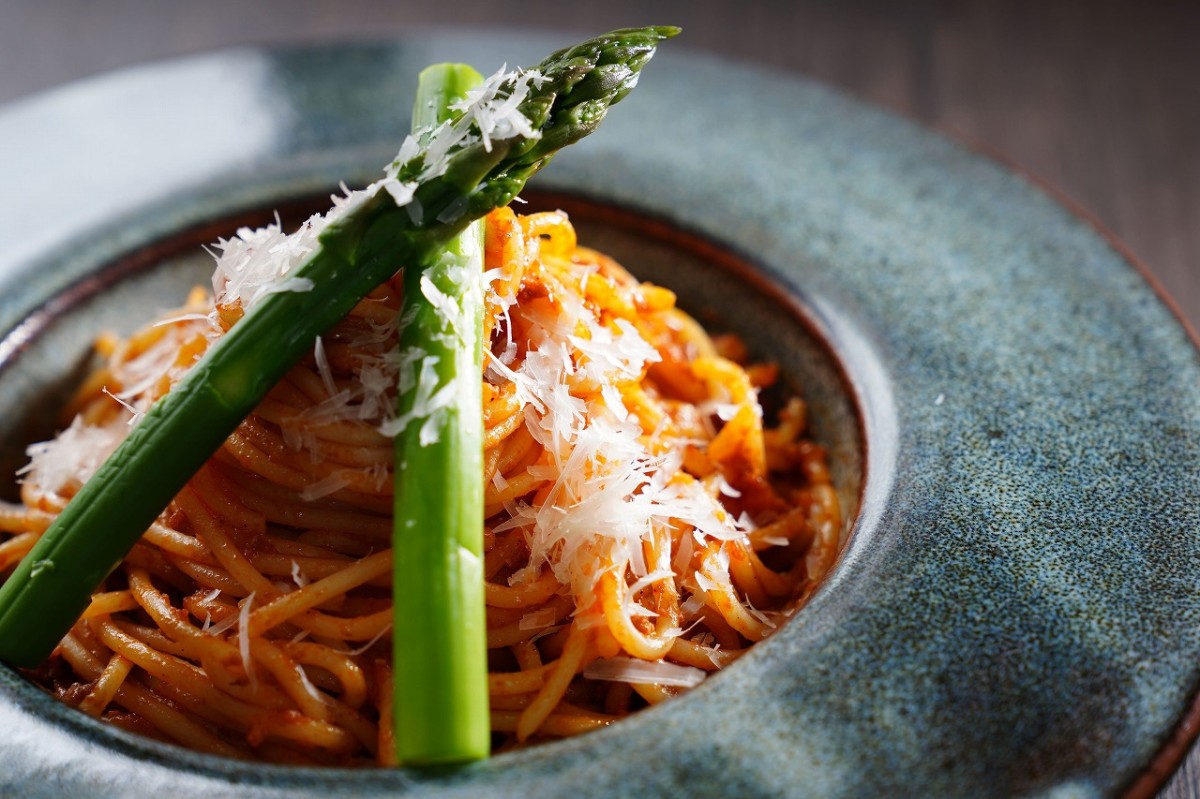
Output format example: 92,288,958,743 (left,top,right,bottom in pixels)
1,32,1199,798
